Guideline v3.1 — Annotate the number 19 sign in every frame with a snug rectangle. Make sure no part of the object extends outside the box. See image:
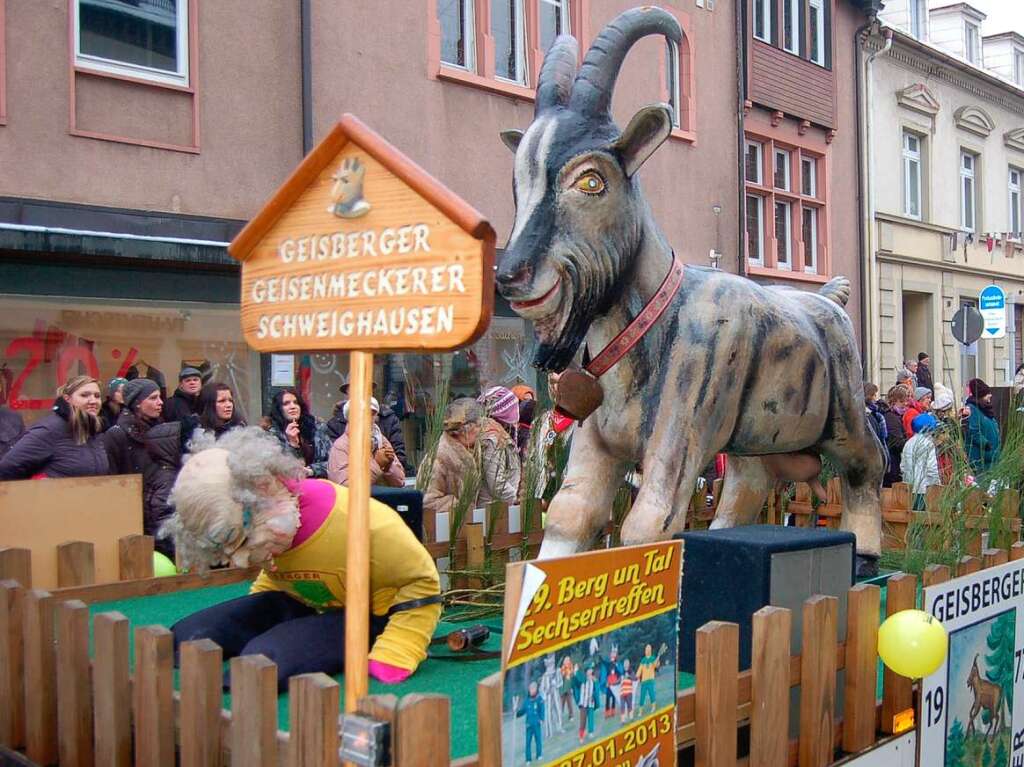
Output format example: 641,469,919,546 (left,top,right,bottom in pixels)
921,559,1024,766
